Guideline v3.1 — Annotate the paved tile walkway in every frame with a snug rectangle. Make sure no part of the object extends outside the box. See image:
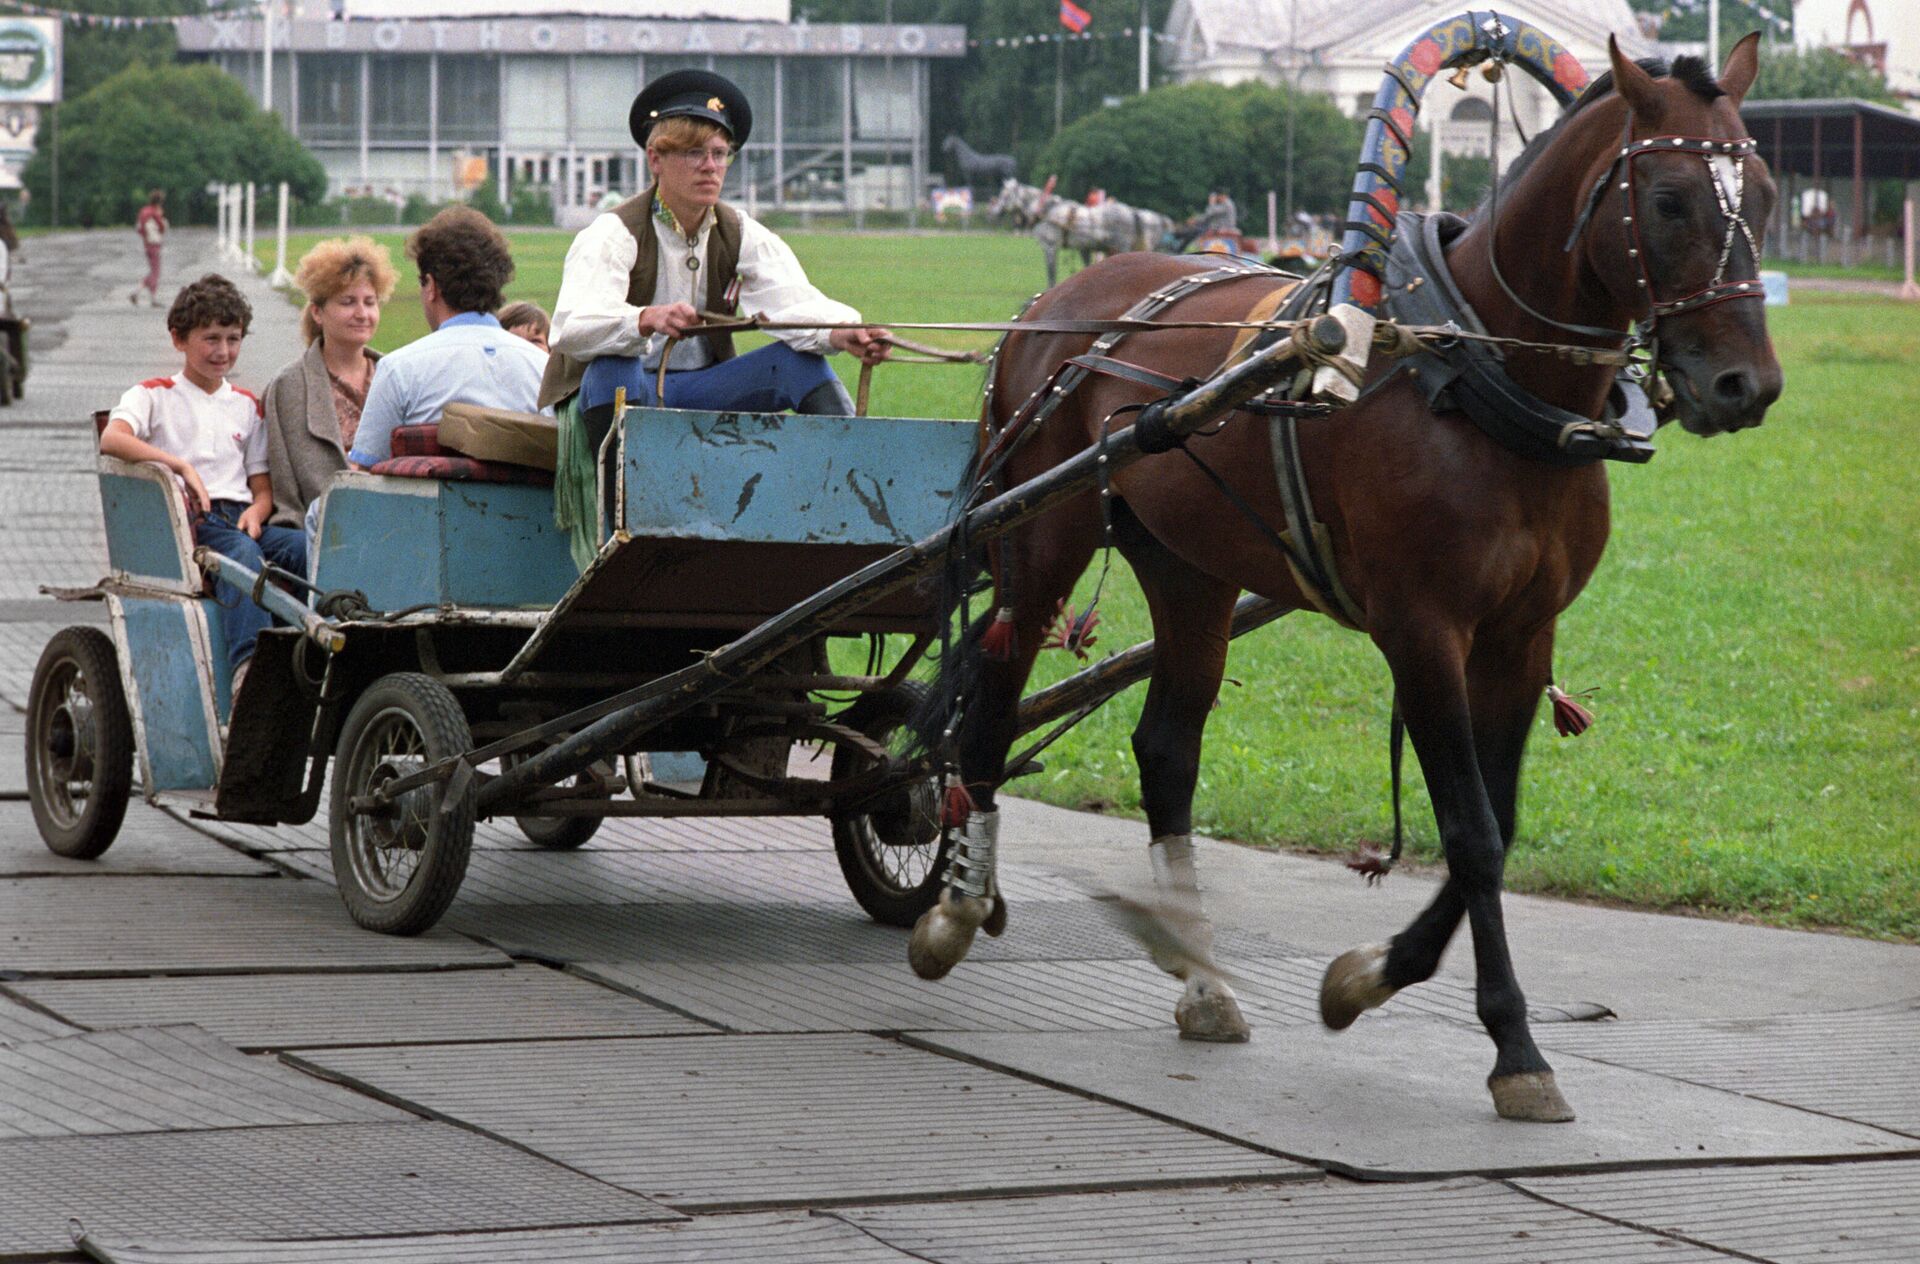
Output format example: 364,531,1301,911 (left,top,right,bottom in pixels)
1,228,1917,1262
